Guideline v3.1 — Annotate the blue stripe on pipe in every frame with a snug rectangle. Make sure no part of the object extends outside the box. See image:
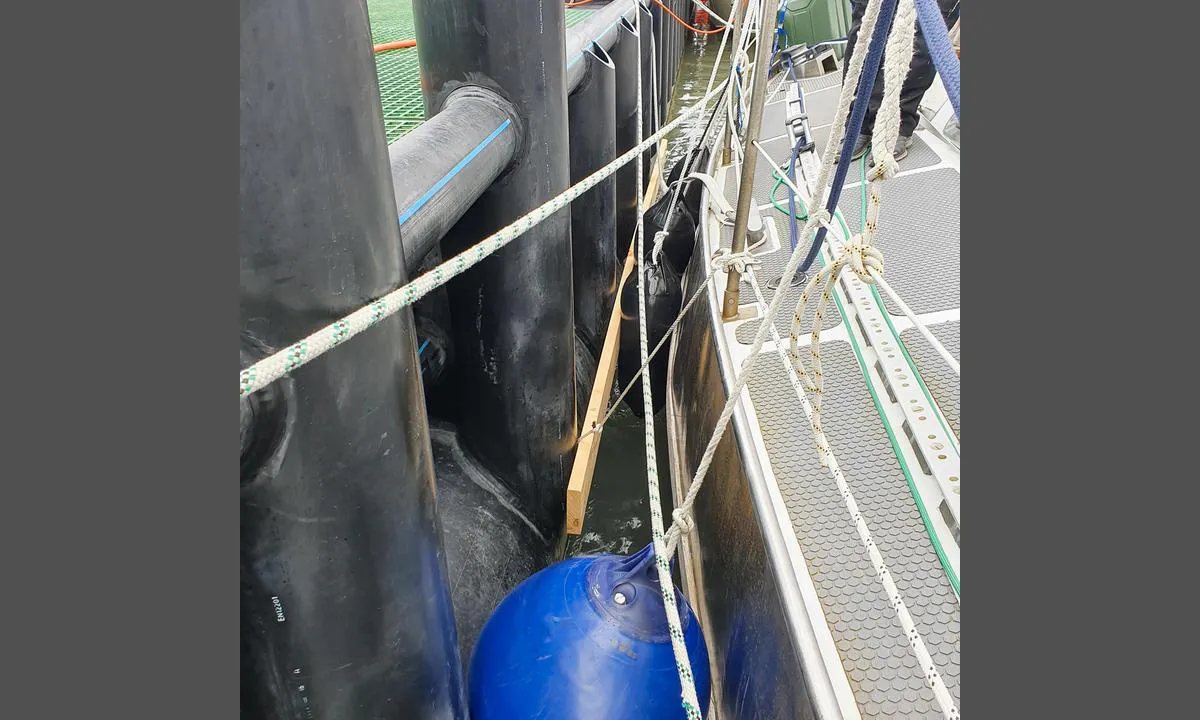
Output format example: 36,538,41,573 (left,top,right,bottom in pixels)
397,118,513,227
